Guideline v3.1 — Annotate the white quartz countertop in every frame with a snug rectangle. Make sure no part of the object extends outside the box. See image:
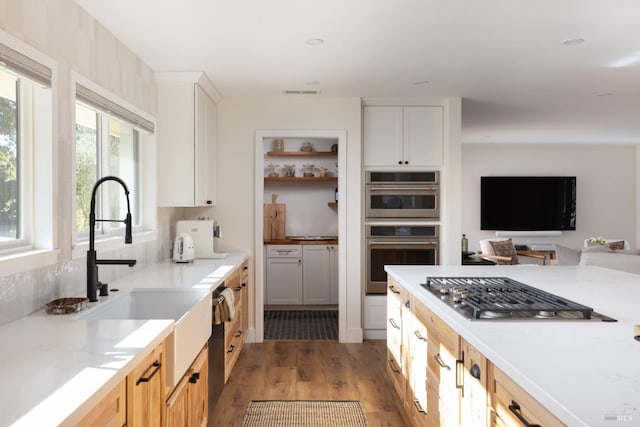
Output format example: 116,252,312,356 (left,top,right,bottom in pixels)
385,265,640,427
0,252,247,426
